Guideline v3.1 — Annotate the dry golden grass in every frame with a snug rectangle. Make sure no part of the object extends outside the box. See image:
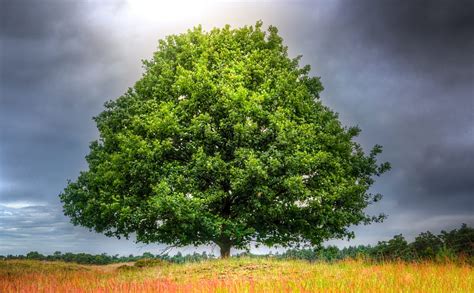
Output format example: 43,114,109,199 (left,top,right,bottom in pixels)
1,258,473,292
